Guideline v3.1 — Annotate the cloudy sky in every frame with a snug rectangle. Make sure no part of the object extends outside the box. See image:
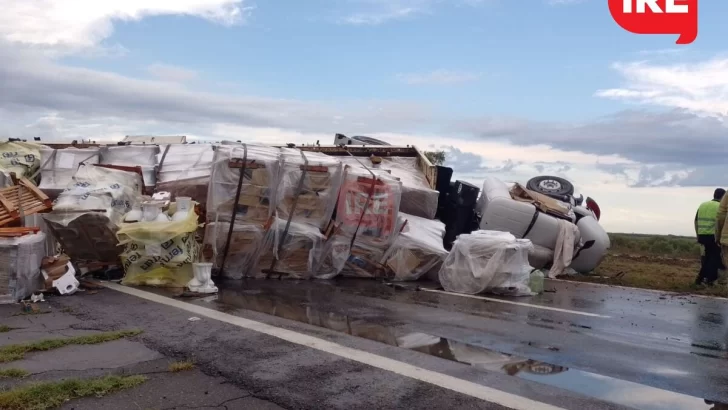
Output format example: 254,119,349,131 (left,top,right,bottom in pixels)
1,0,727,235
